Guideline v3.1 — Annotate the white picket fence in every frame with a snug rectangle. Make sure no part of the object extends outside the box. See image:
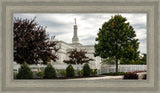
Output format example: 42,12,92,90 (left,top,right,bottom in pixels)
100,65,147,74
